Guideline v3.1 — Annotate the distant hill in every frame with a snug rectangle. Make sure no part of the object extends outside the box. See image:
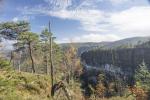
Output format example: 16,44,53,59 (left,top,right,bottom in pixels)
60,42,111,56
102,36,150,49
80,36,150,75
136,40,150,48
60,36,150,55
